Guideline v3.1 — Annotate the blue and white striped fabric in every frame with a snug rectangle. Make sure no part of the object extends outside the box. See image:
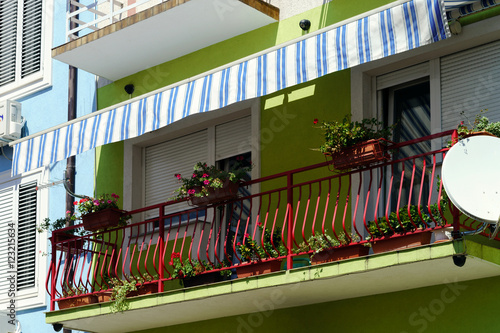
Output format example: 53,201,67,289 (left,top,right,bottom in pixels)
11,0,450,176
445,0,499,19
